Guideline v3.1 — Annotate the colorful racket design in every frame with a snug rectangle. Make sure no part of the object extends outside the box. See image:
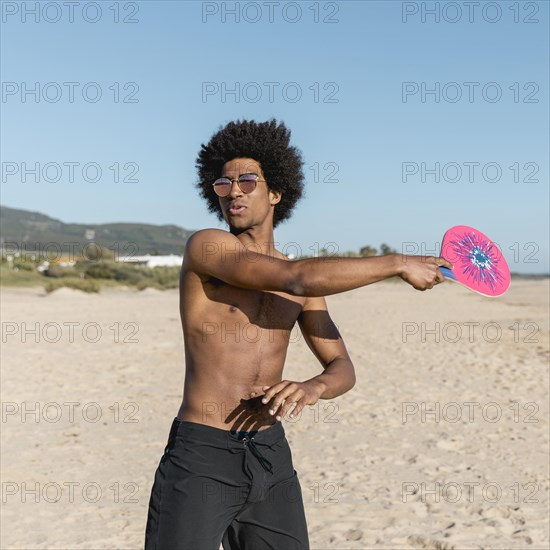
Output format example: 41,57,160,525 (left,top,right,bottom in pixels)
439,225,511,297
